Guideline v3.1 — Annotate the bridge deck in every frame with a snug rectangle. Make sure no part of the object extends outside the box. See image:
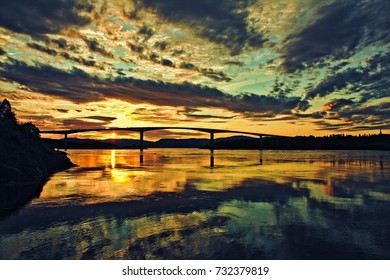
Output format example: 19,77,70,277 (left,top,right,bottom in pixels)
40,126,286,138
